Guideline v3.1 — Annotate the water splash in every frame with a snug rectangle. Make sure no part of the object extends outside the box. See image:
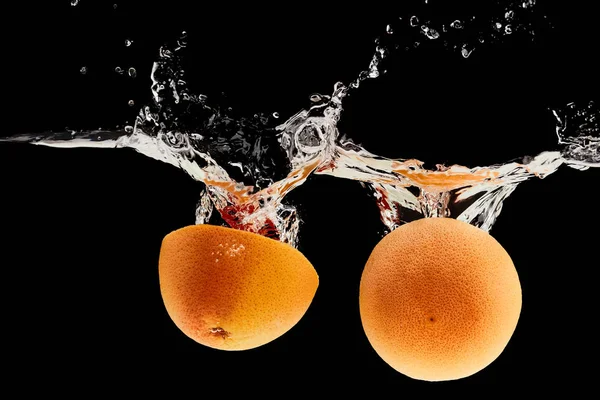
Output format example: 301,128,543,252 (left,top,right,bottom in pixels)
553,101,599,168
1,2,597,247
